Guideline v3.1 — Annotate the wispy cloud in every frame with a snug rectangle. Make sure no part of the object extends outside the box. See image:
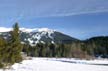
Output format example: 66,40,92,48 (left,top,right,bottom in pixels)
38,10,108,17
0,0,108,18
18,0,108,17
